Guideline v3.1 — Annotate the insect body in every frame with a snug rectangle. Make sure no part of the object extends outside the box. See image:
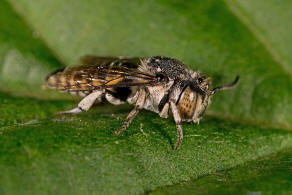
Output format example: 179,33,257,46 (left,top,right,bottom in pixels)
44,56,239,149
